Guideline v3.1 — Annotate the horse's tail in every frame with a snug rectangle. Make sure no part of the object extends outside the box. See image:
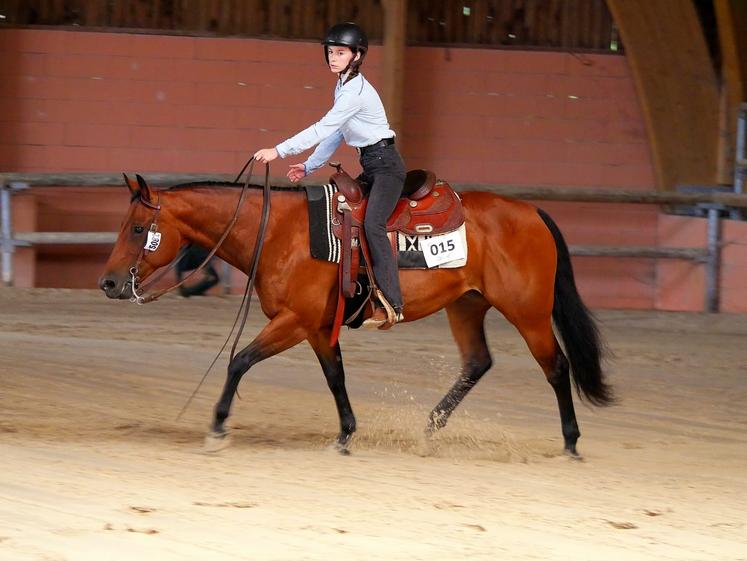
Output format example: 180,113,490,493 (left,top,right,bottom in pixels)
537,208,614,406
